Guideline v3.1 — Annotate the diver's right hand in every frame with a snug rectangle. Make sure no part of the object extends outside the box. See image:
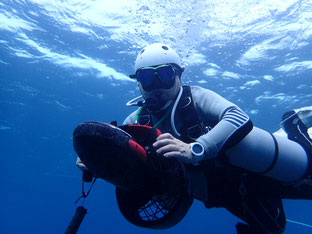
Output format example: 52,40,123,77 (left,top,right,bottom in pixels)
153,133,194,164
